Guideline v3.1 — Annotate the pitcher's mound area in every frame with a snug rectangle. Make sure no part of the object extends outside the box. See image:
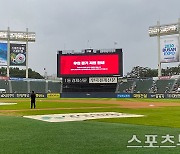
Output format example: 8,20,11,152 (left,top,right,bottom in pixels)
24,112,144,122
